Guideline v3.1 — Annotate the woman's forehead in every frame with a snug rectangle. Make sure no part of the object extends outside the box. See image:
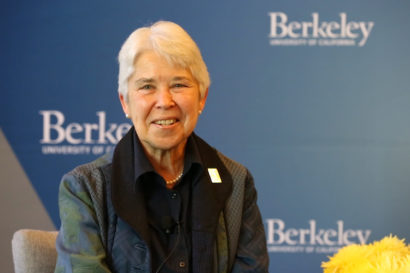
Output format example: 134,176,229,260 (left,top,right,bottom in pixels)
132,52,194,80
